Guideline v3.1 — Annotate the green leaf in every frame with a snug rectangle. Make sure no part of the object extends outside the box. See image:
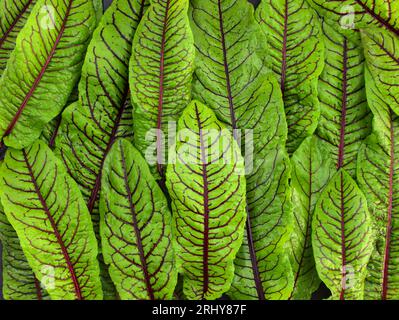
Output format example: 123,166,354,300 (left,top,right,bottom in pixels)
0,203,49,300
361,27,399,115
0,141,102,300
0,0,97,149
357,72,399,299
190,0,293,300
312,169,374,300
166,100,247,300
256,0,324,153
0,0,37,76
316,22,371,177
129,0,195,179
289,135,335,299
308,0,399,37
100,139,177,300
